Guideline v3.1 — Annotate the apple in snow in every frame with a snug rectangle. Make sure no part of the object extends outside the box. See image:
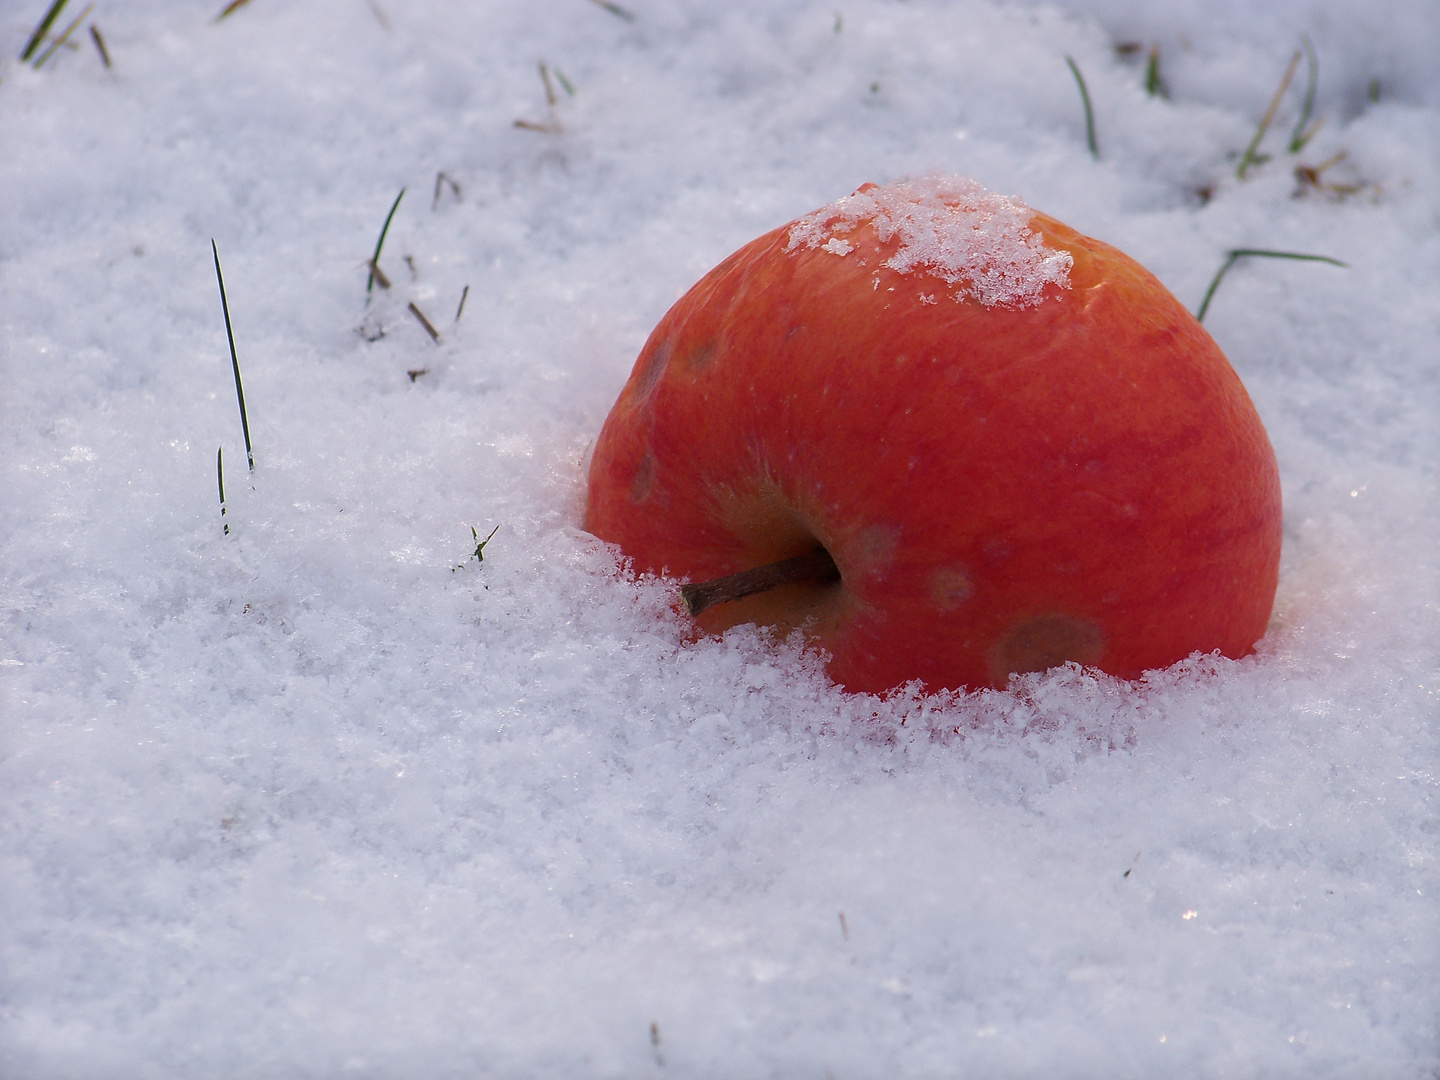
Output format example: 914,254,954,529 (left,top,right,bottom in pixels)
584,176,1282,694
